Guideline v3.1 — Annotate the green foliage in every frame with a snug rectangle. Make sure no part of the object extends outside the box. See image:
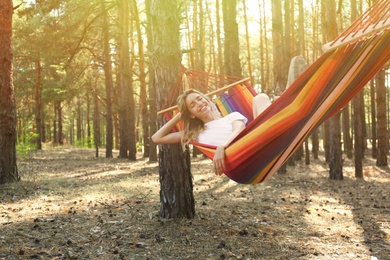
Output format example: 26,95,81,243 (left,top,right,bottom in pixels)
16,132,39,159
74,137,93,148
136,142,143,152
